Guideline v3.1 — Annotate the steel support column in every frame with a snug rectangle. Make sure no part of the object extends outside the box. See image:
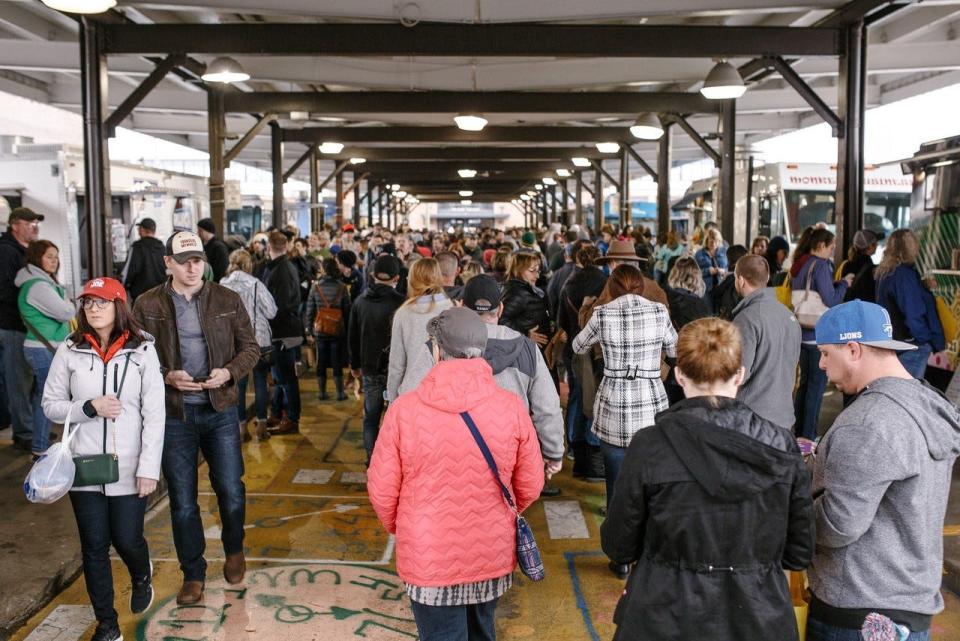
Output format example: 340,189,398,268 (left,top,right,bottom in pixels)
270,122,284,228
549,186,557,225
619,148,630,228
575,172,583,226
594,165,603,233
718,100,737,244
366,181,374,228
335,170,344,229
836,21,866,260
80,17,111,277
657,123,672,235
309,148,320,232
353,171,361,228
561,181,569,227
